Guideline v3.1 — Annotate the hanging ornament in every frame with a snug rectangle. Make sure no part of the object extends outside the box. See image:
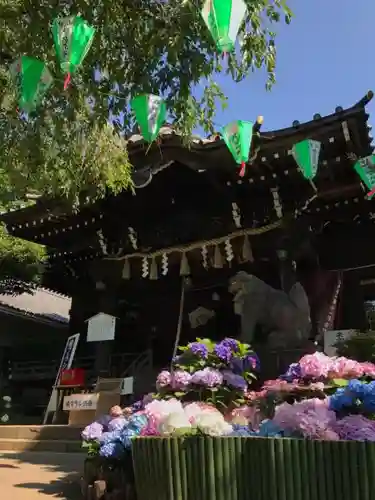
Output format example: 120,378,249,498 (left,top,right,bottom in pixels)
97,230,108,255
141,257,149,278
201,0,247,54
224,239,234,262
271,188,283,218
149,257,158,280
213,245,224,268
201,245,208,269
122,259,131,279
221,121,253,177
161,253,169,275
231,202,242,228
180,252,191,276
10,57,53,113
353,155,375,199
128,227,138,250
52,15,96,89
130,94,166,143
292,139,321,181
242,235,254,262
